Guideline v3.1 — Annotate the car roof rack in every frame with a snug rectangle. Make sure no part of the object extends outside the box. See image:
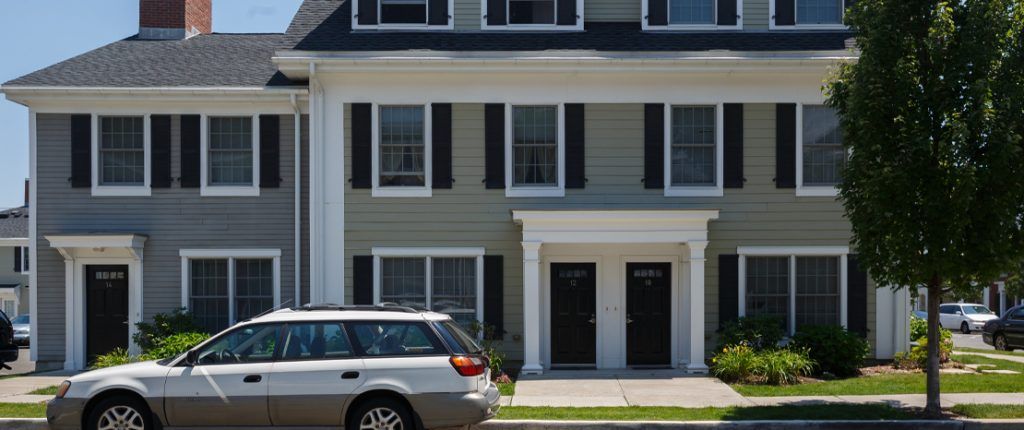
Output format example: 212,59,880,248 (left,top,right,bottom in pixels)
291,303,425,314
